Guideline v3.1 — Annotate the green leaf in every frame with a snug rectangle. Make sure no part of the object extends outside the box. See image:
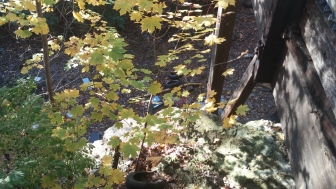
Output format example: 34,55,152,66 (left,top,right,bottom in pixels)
130,80,145,90
236,104,250,116
14,29,32,38
74,177,88,189
119,109,135,119
88,174,105,187
91,111,103,121
43,0,56,6
52,127,66,138
120,143,139,158
147,81,162,95
107,136,121,148
107,47,126,61
50,112,64,125
90,49,104,65
140,16,162,34
70,105,84,117
115,122,123,129
163,93,174,106
118,59,134,69
89,97,100,108
106,91,119,101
